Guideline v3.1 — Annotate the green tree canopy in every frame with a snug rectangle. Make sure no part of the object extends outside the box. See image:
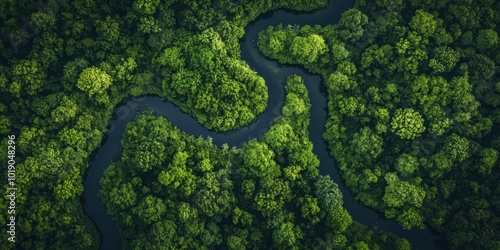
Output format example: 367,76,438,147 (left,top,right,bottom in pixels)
242,140,281,178
337,8,368,42
133,0,161,15
290,34,328,64
350,127,384,161
11,59,45,96
315,175,343,211
391,108,426,140
395,153,419,177
272,222,302,249
409,9,437,37
476,29,498,50
383,173,425,209
133,195,166,225
76,66,112,97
